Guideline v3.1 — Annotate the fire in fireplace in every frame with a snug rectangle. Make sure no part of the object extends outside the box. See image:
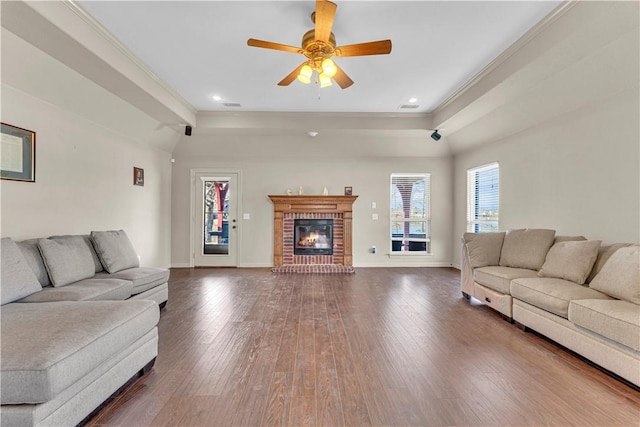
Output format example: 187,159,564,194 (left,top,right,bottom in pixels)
294,219,333,255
